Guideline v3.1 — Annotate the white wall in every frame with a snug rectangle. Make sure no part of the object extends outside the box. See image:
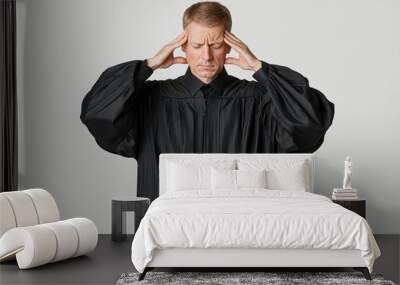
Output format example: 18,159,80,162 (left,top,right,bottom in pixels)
16,0,400,234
